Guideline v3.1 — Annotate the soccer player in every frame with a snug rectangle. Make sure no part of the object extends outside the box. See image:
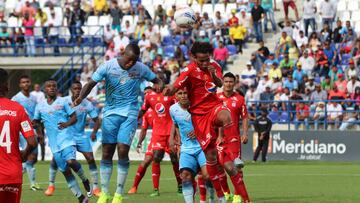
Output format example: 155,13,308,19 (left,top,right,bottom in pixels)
33,79,91,203
217,72,250,203
137,82,182,196
44,81,101,196
0,68,37,203
11,75,40,191
73,43,161,203
164,42,233,202
169,88,210,203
